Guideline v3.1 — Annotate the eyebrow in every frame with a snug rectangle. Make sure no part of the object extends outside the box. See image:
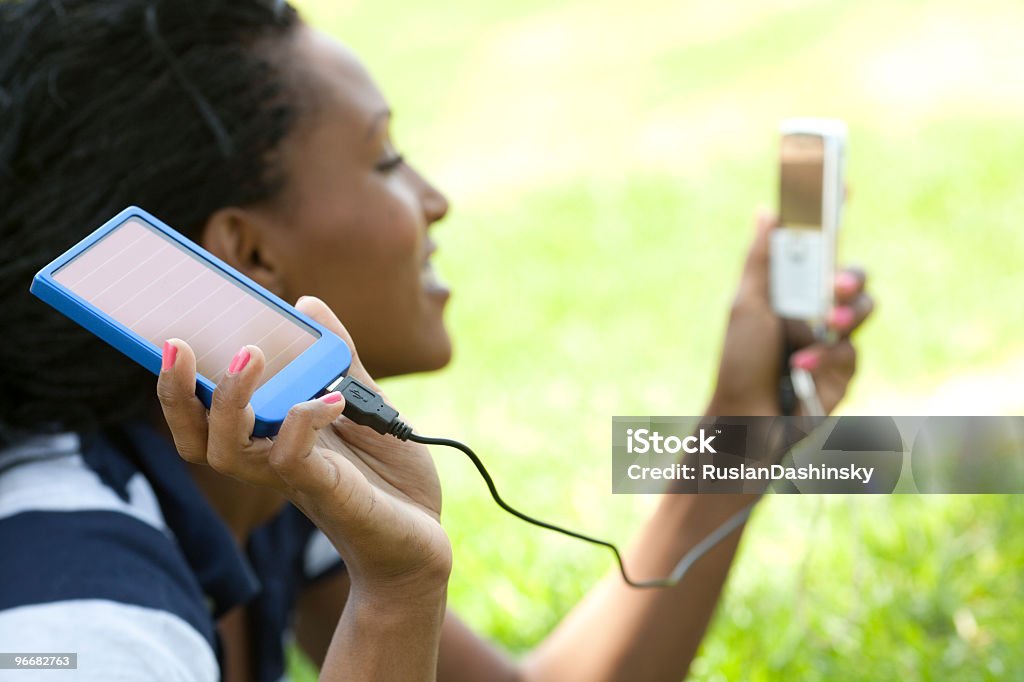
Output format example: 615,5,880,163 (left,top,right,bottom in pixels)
365,109,392,140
